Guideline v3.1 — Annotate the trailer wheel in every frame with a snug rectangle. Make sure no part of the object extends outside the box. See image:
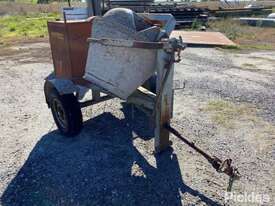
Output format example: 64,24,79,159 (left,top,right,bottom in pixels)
49,89,83,136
